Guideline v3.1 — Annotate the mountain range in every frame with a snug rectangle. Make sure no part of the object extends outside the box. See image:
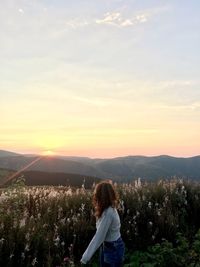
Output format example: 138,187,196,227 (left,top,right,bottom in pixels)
0,150,200,186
